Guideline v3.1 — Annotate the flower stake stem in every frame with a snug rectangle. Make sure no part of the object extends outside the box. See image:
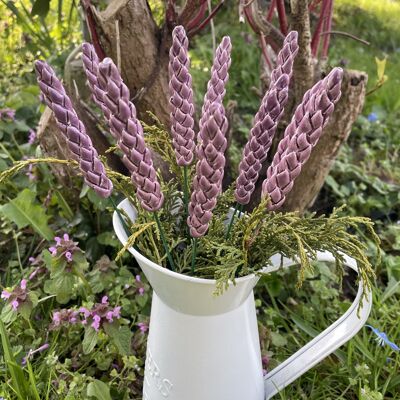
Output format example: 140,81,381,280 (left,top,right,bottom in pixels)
225,202,240,240
191,237,197,274
183,165,189,219
154,213,176,272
